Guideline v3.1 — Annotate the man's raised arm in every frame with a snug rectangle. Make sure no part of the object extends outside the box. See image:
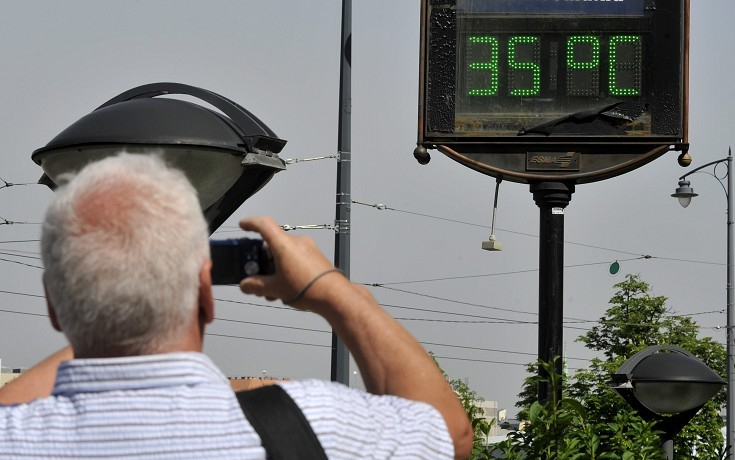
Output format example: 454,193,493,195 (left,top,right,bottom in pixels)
239,216,474,460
